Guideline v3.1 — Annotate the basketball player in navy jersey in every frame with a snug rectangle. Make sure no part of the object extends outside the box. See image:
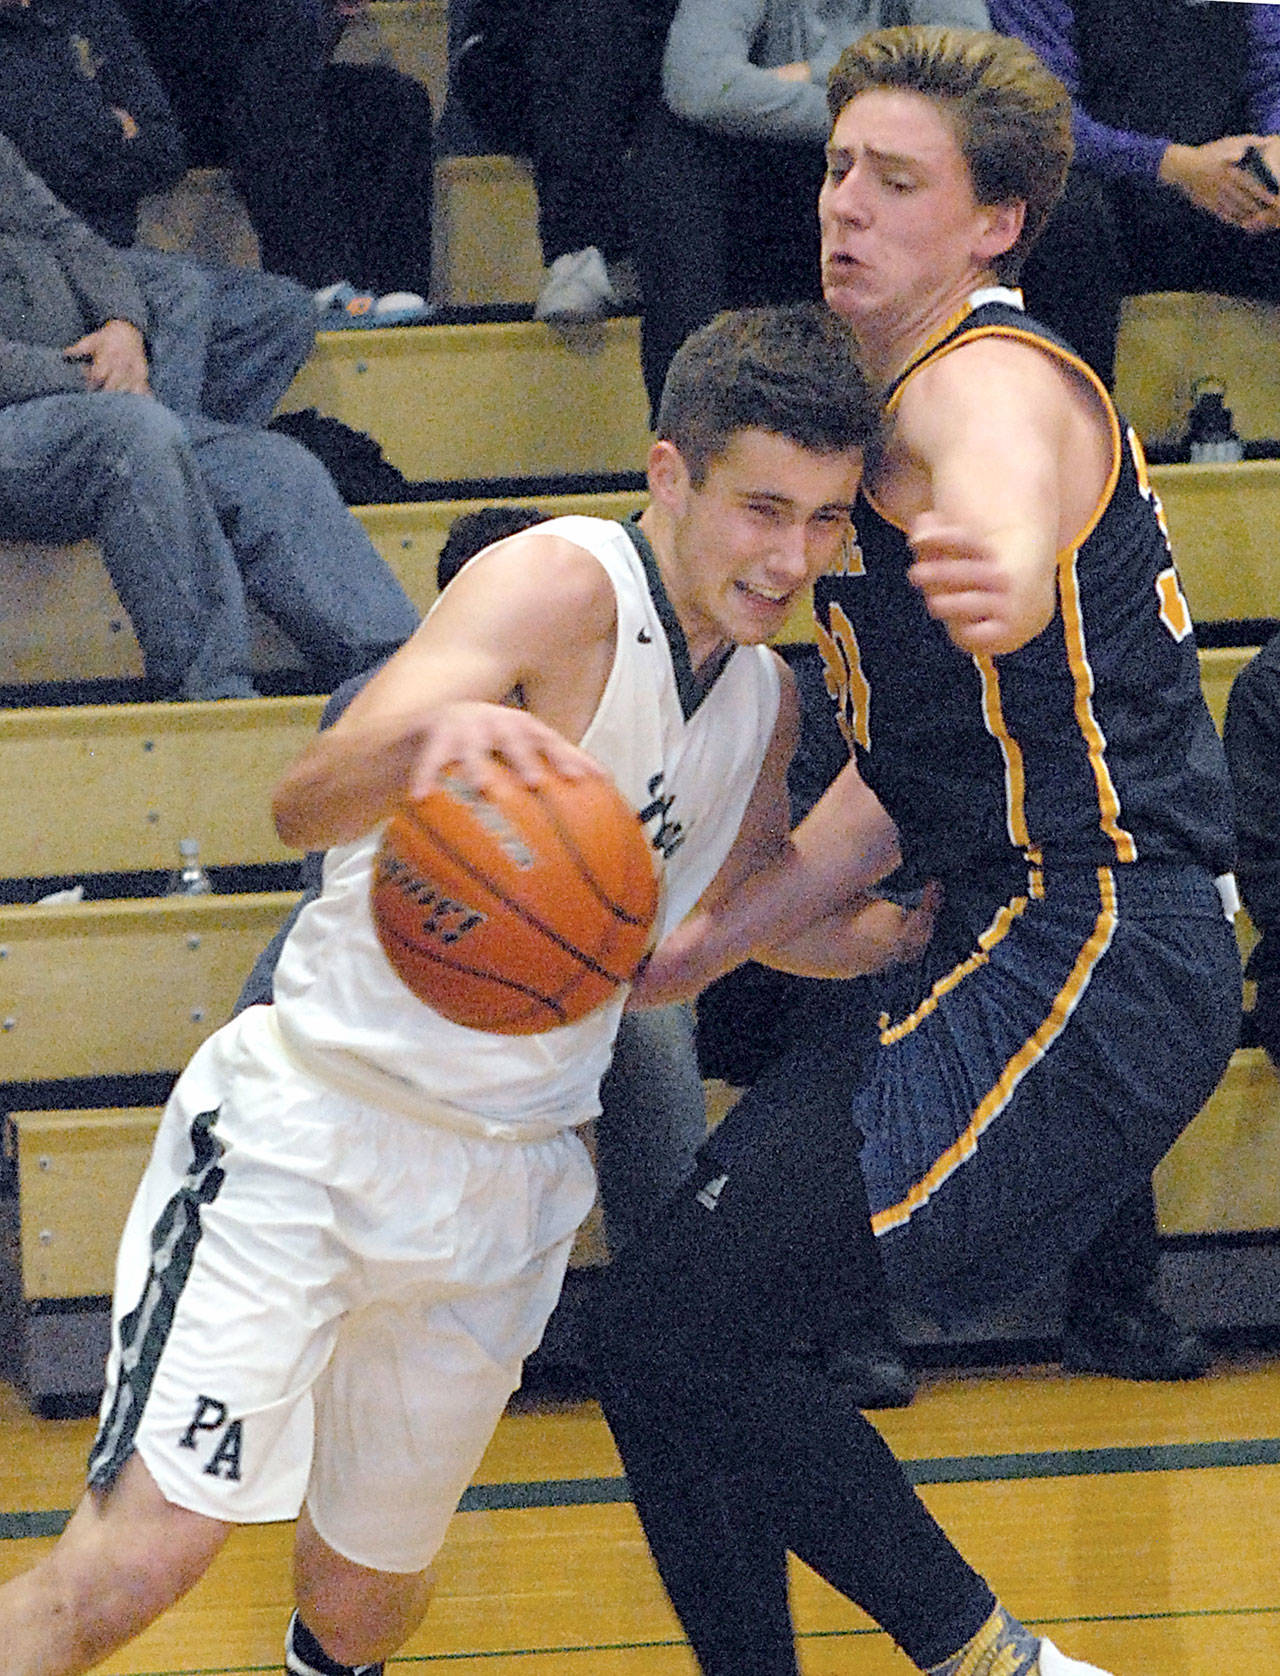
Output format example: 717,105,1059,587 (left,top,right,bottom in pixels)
590,26,1240,1676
